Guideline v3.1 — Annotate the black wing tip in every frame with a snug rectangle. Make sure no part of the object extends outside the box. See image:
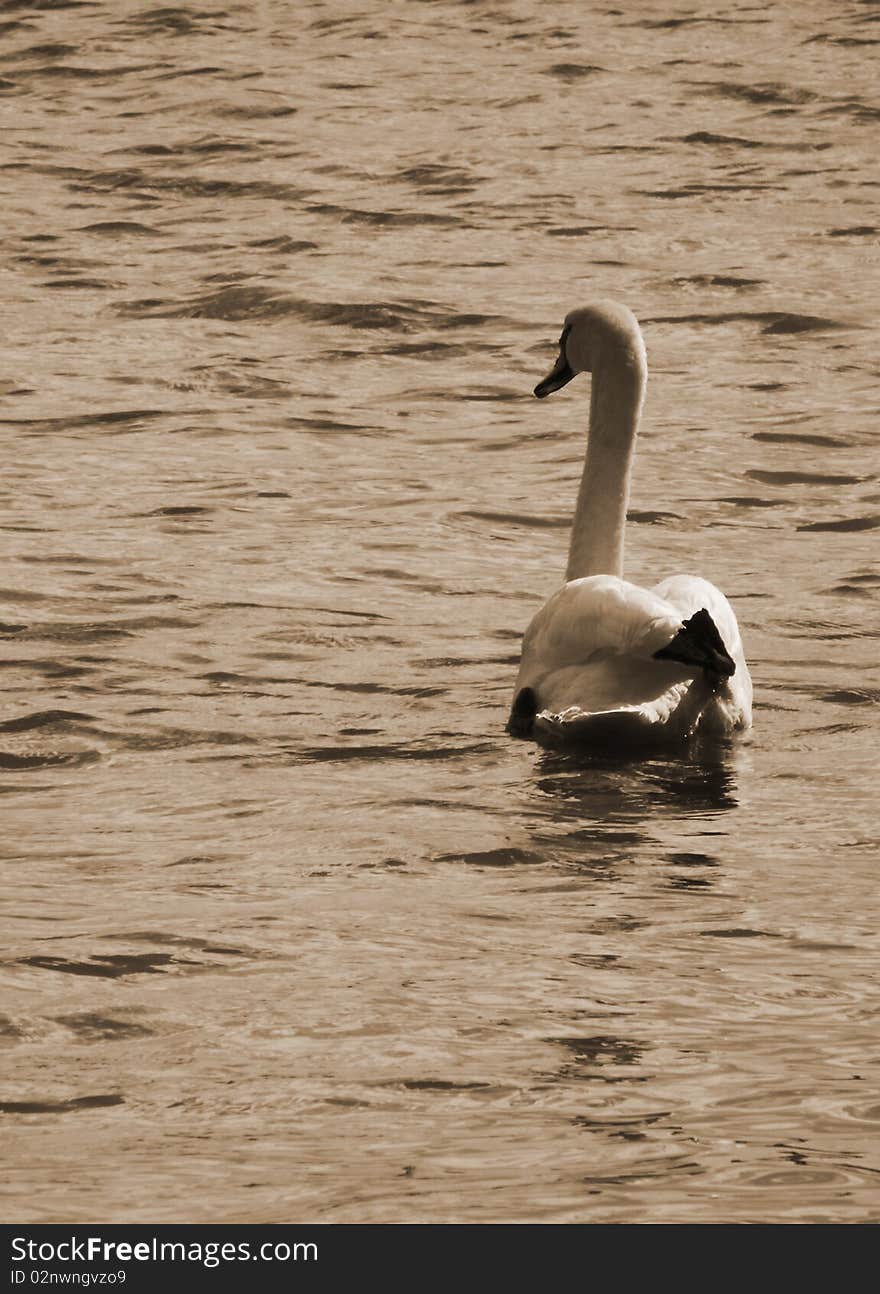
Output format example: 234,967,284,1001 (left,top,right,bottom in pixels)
653,608,736,679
